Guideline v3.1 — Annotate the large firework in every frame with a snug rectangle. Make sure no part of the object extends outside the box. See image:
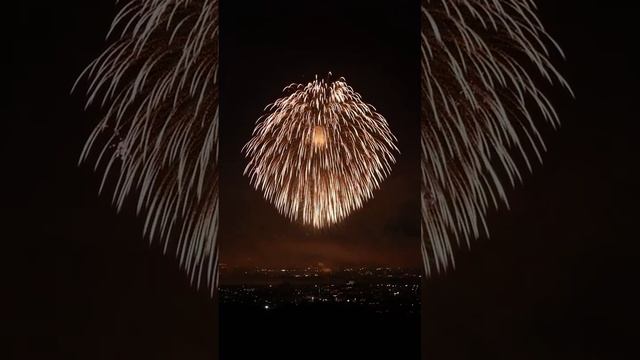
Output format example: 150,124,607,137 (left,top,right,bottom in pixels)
243,77,399,228
419,0,571,275
76,0,569,293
